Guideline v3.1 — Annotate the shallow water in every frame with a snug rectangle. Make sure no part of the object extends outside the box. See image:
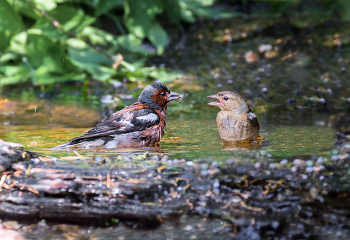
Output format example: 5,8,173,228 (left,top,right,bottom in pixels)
0,98,335,162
